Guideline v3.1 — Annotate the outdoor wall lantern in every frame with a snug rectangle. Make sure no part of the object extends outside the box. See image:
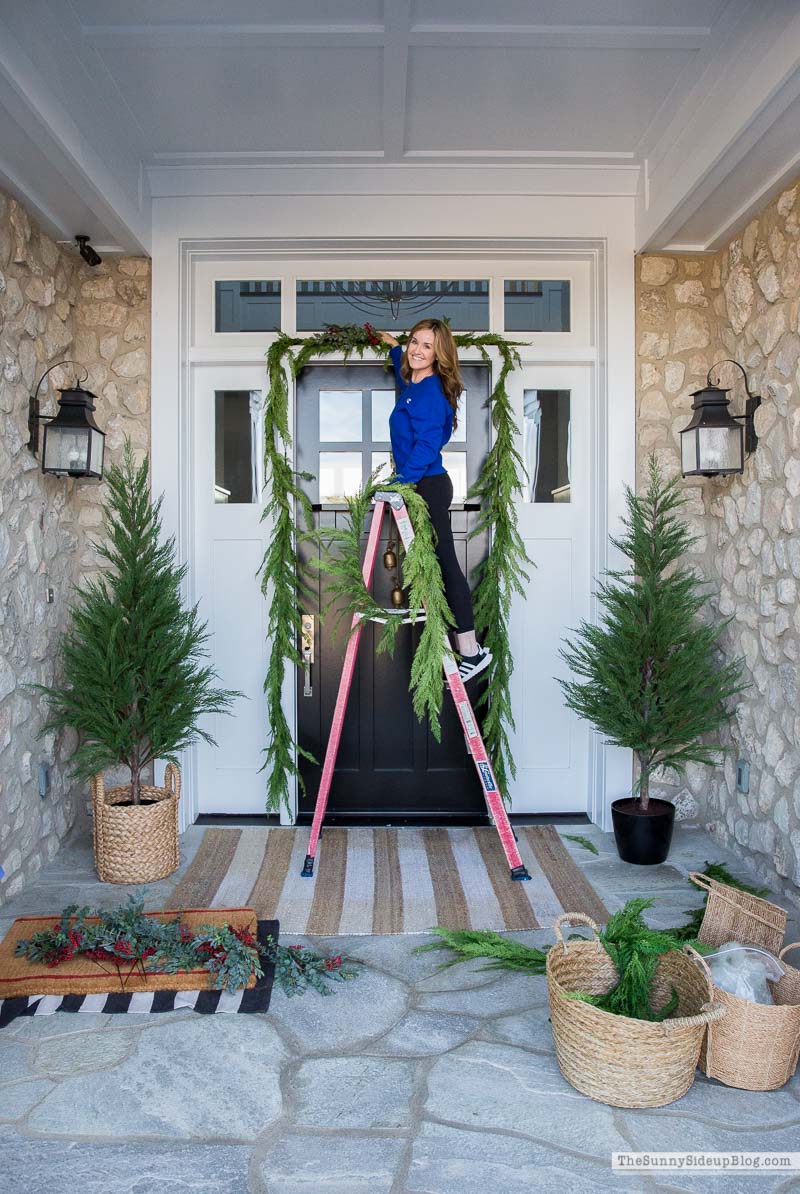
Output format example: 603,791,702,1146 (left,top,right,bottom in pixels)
28,362,106,479
679,359,762,478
